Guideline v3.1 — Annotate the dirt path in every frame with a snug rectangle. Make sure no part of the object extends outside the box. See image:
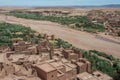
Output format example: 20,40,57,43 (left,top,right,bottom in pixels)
0,14,120,58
